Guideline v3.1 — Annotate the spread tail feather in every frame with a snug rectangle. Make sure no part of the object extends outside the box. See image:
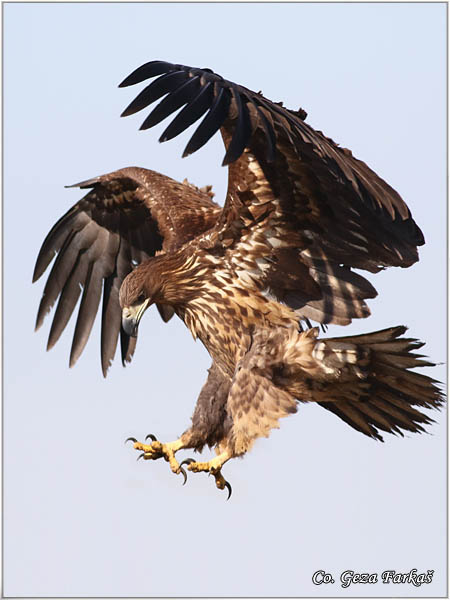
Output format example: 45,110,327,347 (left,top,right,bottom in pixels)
316,326,444,441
